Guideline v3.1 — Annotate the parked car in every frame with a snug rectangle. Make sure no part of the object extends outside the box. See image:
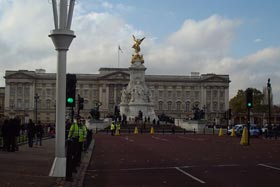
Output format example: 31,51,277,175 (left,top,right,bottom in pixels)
228,124,260,137
227,124,243,135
